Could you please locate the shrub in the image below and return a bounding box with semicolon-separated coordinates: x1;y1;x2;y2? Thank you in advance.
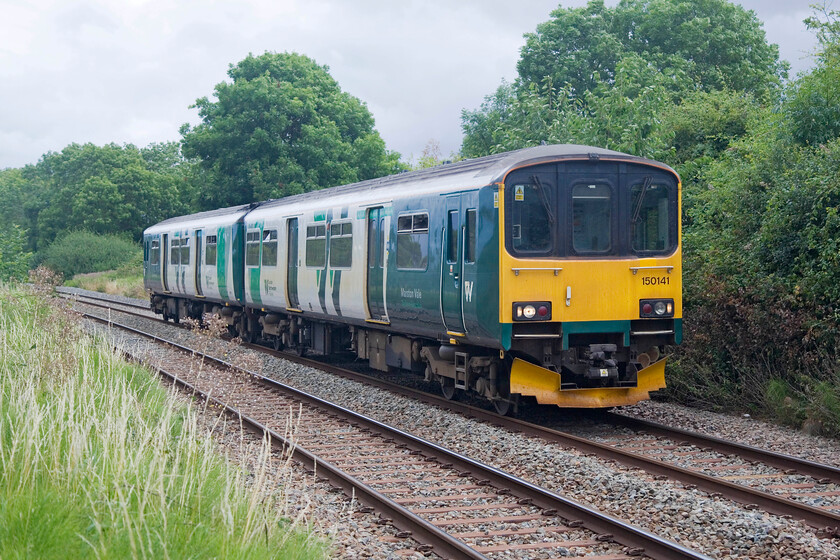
38;231;140;278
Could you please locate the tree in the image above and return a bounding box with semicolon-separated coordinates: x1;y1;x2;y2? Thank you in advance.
785;6;840;146
28;143;190;250
180;52;404;209
0;225;31;281
462;0;786;158
462;55;672;160
518;0;786;99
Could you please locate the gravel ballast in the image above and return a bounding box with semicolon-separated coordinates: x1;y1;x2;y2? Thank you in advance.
70;291;840;559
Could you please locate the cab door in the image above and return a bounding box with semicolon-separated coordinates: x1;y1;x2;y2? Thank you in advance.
441;194;477;334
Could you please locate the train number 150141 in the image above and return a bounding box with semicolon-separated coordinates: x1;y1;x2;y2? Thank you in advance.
641;276;670;286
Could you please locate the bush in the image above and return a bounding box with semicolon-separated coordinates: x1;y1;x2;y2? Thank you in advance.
38;231;140;278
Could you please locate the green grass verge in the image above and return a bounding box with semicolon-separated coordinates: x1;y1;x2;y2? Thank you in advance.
0;285;330;559
64;251;146;300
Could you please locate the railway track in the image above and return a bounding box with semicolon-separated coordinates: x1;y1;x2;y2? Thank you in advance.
62;288;840;539
78;304;708;560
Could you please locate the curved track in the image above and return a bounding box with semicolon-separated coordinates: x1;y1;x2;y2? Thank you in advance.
78;303;708;560
62;288;840;538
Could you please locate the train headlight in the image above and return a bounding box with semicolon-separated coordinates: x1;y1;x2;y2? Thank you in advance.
639;299;674;318
513;302;552;321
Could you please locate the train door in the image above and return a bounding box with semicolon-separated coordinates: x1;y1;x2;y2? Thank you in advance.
287;218;300;310
194;229;204;297
441;196;465;334
367;207;386;320
161;233;170;292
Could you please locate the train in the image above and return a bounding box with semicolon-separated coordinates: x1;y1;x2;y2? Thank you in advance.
143;144;682;414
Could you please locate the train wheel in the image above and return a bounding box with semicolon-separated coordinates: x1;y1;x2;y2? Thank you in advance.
273;335;283;351
439;375;457;400
493;397;512;416
239;316;254;344
492;364;515;416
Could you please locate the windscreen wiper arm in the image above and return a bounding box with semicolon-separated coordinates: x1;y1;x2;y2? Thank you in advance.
631;175;653;224
531;175;555;225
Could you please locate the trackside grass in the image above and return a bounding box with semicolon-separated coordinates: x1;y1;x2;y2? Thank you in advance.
63;251;147;300
0;285;330;559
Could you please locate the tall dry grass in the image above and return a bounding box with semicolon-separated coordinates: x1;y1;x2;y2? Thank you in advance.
0;285;329;559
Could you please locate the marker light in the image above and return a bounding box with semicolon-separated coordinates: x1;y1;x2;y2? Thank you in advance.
639;299;674;318
513;301;552;321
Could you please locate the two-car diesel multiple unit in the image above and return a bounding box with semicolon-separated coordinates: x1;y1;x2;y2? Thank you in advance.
143;144;682;413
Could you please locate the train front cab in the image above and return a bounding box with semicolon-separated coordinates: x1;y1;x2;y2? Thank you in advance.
499;157;682;408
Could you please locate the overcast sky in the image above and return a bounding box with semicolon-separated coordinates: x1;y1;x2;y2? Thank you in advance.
0;0;821;169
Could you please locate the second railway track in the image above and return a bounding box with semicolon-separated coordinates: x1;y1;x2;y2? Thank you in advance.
63;288;840;550
78;300;707;560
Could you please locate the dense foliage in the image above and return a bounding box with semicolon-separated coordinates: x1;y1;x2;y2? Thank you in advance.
673;8;840;433
181;52;404;209
462;2;840;433
0;52;404;277
517;0;785;99
0;142;196;254
461;0;785;159
37;231;140;278
0;225;32;281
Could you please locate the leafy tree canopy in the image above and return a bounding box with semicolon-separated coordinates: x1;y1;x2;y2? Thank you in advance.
181;52;404;209
0;225;32;281
785;6;840;146
518;0;786;99
462;0;786;159
26;142;191;251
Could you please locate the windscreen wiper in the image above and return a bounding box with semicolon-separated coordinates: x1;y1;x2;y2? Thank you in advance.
631;175;653;224
531;175;555;225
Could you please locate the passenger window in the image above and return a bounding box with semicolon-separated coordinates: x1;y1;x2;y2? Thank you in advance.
262;230;278;266
180;237;190;265
150;240;160;266
447;210;459;263
329;222;352;268
246;231;260;267
511;182;553;252
368;219;378;268
305;224;326;267
396;213;429;270
170;238;181;265
379;218;385;268
631;182;671;253
465;210;477;263
205;235;217;266
572;183;611;253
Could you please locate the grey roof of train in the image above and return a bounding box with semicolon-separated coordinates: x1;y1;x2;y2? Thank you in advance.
151;144;673;227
